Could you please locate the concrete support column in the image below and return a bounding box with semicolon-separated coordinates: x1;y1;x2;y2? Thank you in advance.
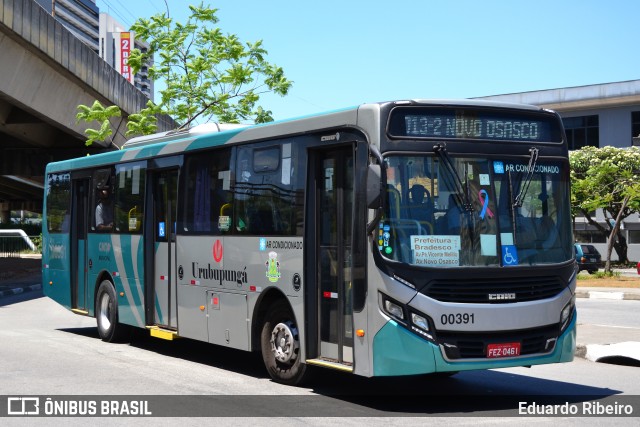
0;202;10;224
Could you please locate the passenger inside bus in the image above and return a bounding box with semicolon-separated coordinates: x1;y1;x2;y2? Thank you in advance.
407;184;434;225
95;187;114;231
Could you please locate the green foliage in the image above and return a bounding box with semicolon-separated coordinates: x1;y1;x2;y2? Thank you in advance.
76;2;291;145
30;234;43;253
75;101;122;146
129;1;292;128
570;146;640;267
570;146;640;217
577;270;621;280
125;100;160;137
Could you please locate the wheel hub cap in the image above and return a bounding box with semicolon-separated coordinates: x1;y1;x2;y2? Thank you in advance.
270;321;299;364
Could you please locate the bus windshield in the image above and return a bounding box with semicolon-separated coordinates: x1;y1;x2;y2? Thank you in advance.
379;154;573;268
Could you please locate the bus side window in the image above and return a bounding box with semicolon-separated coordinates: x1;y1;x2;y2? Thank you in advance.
242;146;281;234
95;187;114;231
114;162;145;233
46;173;71;233
183;149;232;234
234;143;300;236
92;168;114;232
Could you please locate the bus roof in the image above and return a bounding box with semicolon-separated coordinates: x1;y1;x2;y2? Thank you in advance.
45;100;555;174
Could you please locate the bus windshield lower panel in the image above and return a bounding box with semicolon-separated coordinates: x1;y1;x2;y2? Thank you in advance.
379;155;573;268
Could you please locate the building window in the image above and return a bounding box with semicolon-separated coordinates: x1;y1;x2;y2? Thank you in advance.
563;115;599;150
632;111;640;139
574;230;607;244
628;230;640;244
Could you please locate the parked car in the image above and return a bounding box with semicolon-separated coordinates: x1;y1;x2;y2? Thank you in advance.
575;244;602;274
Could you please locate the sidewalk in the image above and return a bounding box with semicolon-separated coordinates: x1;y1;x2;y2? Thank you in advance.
575;286;640;301
0;254;42;298
574;270;640;364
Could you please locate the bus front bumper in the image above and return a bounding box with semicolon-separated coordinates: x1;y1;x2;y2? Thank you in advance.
371;312;576;376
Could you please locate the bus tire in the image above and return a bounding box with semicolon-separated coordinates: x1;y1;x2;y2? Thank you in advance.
260;300;308;385
96;279;129;343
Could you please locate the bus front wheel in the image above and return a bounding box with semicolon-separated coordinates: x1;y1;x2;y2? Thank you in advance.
96;280;129;342
260;300;308;385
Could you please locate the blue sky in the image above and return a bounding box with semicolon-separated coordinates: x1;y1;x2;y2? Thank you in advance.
96;0;640;121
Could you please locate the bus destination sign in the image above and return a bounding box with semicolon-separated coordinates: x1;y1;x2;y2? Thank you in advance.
388;108;563;143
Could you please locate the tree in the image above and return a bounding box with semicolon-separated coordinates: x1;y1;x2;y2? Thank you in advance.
75;101;121;147
76;2;292;145
569;146;640;272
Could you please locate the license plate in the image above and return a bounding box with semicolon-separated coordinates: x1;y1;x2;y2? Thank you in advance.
487;342;521;358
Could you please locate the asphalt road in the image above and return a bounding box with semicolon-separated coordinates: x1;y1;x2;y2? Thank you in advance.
1;293;640;424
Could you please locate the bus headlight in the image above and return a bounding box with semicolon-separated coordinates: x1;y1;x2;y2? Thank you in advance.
380;293;406;322
560;296;575;331
379;293;436;342
384;299;404;320
410;310;434;341
411;312;429;332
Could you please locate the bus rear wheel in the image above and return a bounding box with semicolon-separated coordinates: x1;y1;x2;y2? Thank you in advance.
260;300;308;385
96;280;129;342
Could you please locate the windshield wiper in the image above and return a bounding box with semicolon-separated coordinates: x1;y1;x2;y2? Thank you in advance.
433;143;473;212
513;147;539;208
508;147;539;247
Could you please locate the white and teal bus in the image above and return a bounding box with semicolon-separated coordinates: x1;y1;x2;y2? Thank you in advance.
43;100;576;385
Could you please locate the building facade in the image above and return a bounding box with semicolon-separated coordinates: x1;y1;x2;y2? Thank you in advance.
34;1;153;100
99;13;153;100
36;0;100;54
478;80;640;261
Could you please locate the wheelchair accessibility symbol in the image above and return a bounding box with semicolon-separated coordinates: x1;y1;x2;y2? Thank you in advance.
502;245;519;266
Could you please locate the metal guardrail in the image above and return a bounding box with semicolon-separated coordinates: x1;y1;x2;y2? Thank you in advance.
0;230;36;257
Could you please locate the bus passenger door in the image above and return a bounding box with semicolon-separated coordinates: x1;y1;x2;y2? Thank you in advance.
150;168;179;329
70;178;89;312
313;146;355;366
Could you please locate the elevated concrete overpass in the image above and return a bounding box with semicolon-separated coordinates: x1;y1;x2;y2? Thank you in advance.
0;0;174;221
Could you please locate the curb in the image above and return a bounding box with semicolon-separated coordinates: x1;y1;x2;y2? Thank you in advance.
0;283;41;298
575;290;640;300
575;343;587;359
575;342;640;364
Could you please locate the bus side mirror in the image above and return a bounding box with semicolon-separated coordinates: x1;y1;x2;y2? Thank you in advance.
367;164;381;209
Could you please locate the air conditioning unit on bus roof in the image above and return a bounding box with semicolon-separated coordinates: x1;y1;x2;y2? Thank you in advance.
123;122;249;149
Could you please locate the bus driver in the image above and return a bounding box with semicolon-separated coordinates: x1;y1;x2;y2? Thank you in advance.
95;187;114;231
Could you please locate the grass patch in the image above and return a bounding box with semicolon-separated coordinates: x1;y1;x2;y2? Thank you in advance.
578;271;620;280
577;271;640;288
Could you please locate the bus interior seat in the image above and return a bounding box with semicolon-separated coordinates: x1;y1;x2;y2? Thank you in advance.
246;198;281;235
407;184;434;229
437;195;461;235
515;215;537;248
536;215;560;250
